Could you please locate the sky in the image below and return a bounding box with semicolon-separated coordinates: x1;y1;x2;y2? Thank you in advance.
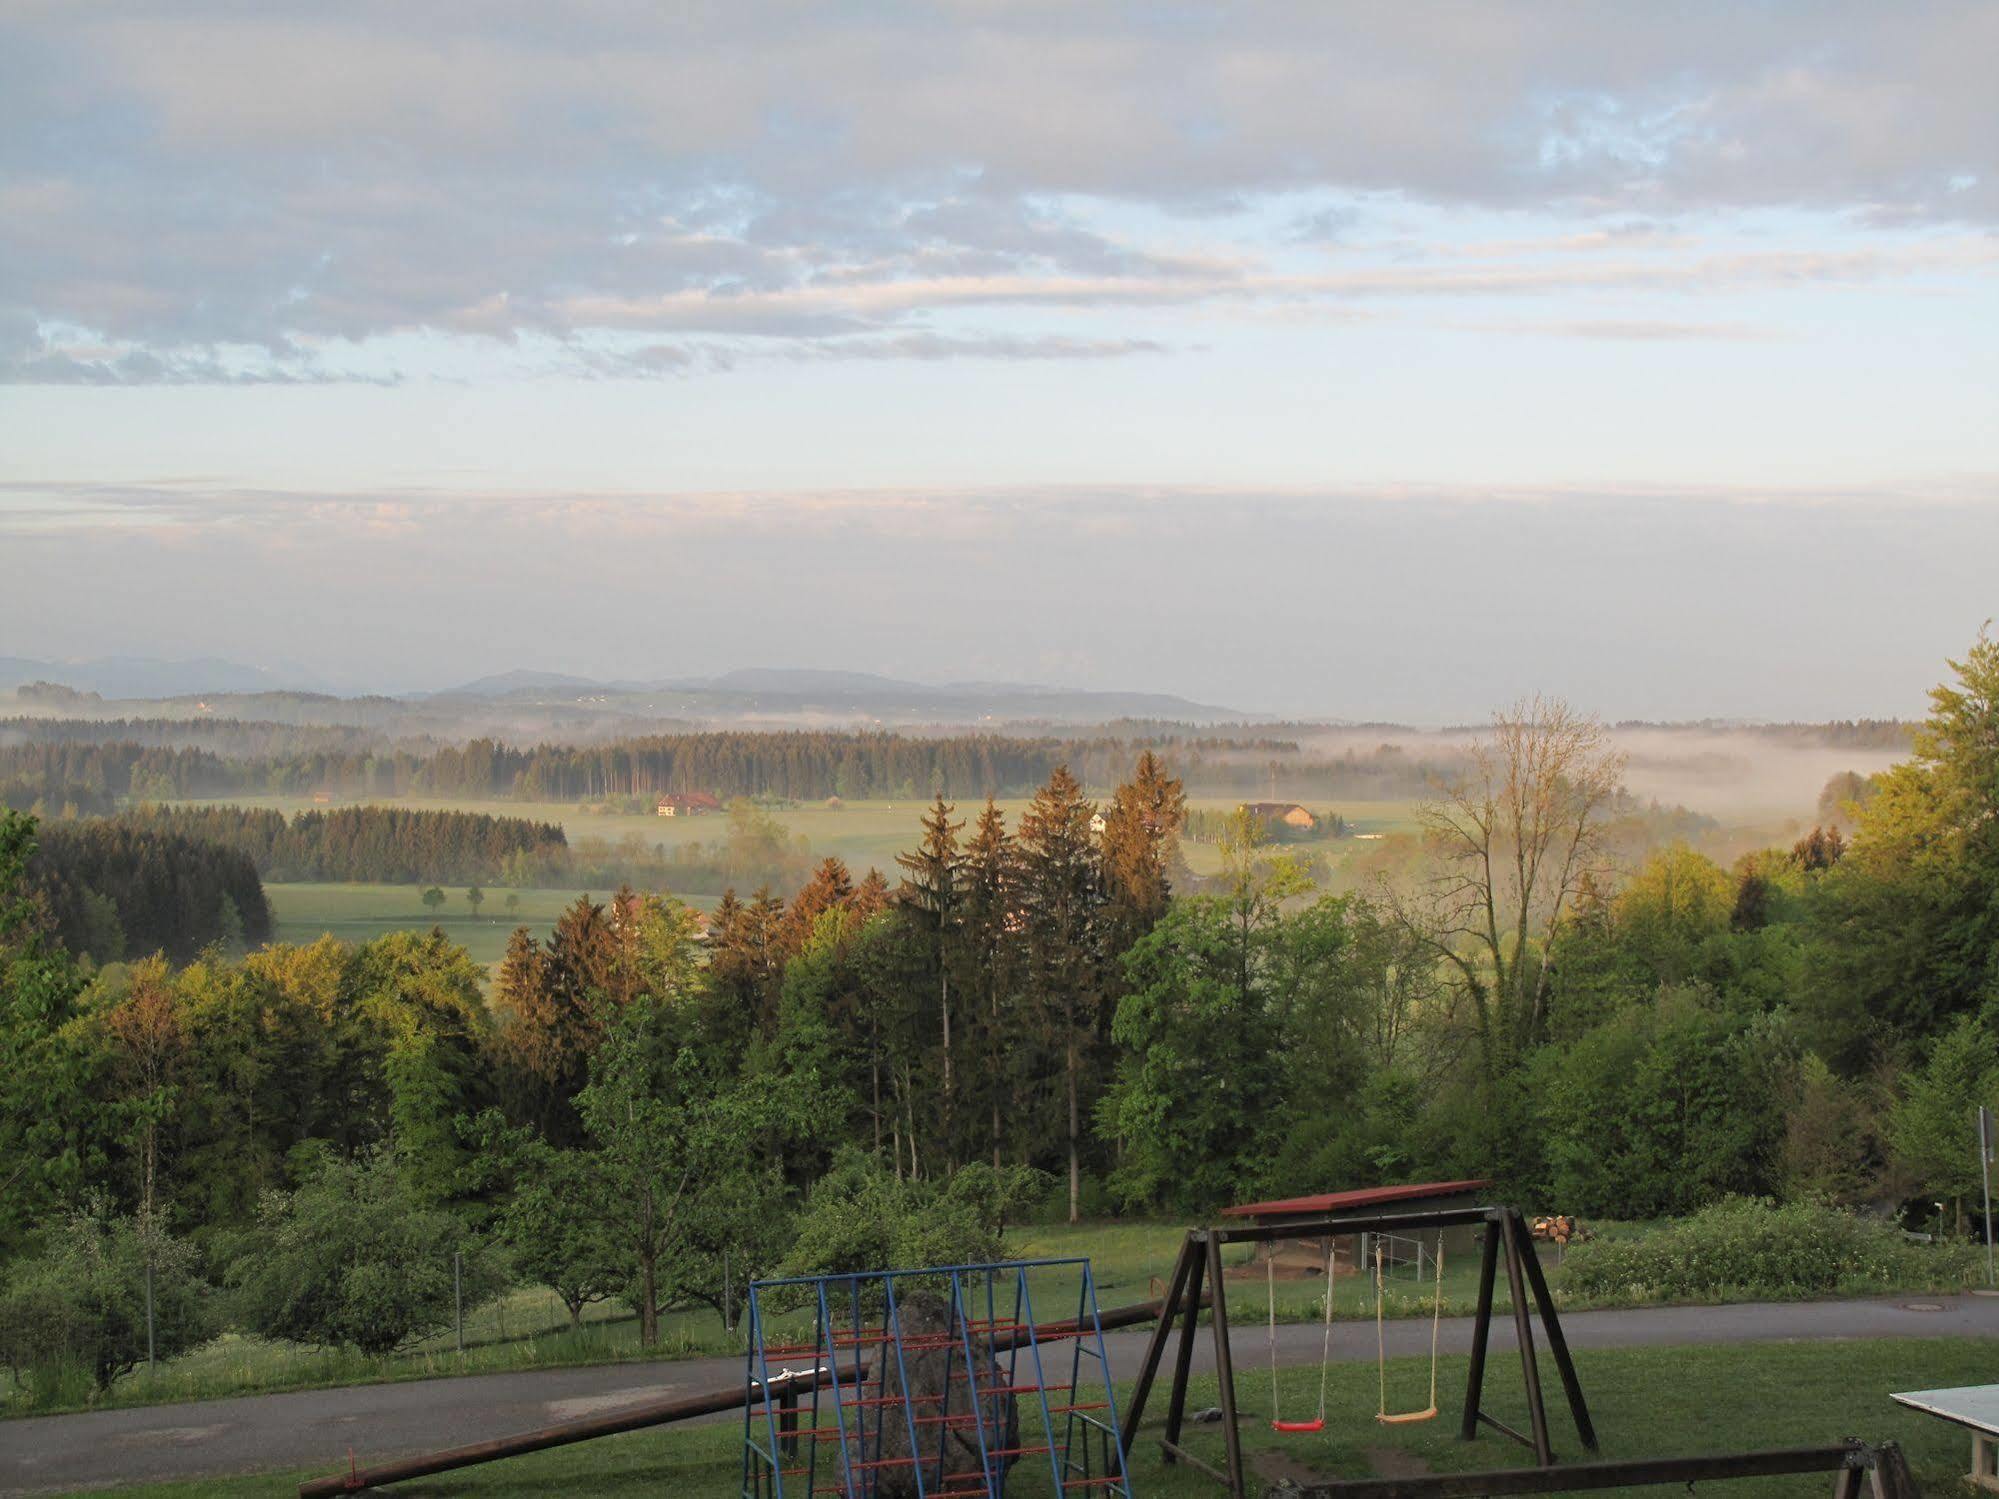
2;3;1995;718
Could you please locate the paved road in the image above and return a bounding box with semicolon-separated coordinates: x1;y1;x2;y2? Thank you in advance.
6;1294;1998;1495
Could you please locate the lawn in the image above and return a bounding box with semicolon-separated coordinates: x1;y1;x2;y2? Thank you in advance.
87;1335;1999;1497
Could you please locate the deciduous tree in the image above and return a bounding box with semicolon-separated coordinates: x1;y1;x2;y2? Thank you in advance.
1412;697;1625;1066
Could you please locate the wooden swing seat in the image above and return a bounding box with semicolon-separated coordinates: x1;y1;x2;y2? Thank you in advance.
1271;1417;1326;1434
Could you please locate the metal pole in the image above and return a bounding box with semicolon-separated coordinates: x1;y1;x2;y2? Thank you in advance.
145;1255;156;1374
1980;1105;1995;1288
454;1252;464;1355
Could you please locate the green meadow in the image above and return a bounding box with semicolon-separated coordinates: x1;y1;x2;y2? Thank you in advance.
263;883;673;967
90;1335;1999;1498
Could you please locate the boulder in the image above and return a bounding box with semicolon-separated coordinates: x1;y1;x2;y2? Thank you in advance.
857;1289;1020;1498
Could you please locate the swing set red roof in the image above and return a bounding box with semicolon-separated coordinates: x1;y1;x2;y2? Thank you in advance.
1221;1178;1491;1219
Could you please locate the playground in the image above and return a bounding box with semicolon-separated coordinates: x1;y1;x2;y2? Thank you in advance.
360;1201;1973;1497
20;1198;1995;1499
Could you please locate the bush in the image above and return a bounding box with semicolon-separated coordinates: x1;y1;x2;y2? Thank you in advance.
0;1199;215;1396
1560;1197;1983;1302
226;1150;508;1355
780;1151;1049;1279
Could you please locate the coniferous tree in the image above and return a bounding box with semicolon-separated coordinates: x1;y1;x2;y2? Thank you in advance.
779;857;855;958
494;895;614;1144
960;798;1023;1168
1099;751;1186;953
896;796;964;1143
850;867;890;922
1017;766;1105;1222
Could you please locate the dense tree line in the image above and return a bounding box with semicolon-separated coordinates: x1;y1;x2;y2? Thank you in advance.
0;728;1470;805
0;716;392;757
1608;718;1914;749
29;822;270;963
0;636;1989;1399
2;717;1912;815
0;742;245;804
110;805;567;885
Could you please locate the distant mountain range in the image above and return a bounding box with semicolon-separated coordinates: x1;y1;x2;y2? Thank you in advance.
0;656;296;699
2;658;1253;726
428;667;1251;724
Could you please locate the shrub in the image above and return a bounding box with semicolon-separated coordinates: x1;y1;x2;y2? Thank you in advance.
780;1151;1049;1279
226;1150;508;1355
1560;1197;1983;1302
0;1199;215;1395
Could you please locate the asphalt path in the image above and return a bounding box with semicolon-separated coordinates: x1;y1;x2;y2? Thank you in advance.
6;1294;1998;1495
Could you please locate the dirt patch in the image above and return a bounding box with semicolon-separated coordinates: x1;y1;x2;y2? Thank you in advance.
1254;1448;1337;1486
1365;1445;1436;1479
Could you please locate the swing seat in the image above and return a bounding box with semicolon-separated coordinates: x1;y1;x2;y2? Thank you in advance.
1271;1418;1325;1434
1375;1405;1438;1426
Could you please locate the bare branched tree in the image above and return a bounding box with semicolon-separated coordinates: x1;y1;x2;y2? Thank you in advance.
1412;696;1626;1065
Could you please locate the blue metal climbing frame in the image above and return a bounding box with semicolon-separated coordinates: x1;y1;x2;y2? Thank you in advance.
740;1257;1133;1499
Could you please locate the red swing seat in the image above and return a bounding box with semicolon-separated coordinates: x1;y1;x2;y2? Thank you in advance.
1271;1417;1325;1434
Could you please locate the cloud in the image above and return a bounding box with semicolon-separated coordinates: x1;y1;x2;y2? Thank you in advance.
1471;319;1781;341
6;473;1994;541
786;333;1170;362
3;4;1996;382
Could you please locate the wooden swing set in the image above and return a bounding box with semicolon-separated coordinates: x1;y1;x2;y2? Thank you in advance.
1122;1203;1922;1499
1264;1236;1446;1434
1123;1204;1595;1498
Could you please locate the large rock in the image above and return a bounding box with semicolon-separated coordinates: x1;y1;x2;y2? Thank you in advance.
858;1290;1020;1498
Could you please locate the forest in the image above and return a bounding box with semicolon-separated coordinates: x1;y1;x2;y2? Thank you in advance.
0;633;1992;1404
28;822;270;963
0;725;1580;809
108;804;568;885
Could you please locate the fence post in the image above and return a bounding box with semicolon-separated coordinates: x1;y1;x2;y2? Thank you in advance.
1980;1106;1995;1288
454;1251;464;1355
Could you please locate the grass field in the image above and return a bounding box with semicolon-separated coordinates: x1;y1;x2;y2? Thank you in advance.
88;1335;1999;1497
262;882;700;967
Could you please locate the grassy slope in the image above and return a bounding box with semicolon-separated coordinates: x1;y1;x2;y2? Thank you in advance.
93;1335;1999;1497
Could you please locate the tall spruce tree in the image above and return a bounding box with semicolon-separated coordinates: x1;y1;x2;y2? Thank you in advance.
1099;751;1186;953
493;895;615;1144
780;857;855;958
707;885;789;1044
896;796;964;1142
961;798;1023;1168
1017;766;1105;1222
